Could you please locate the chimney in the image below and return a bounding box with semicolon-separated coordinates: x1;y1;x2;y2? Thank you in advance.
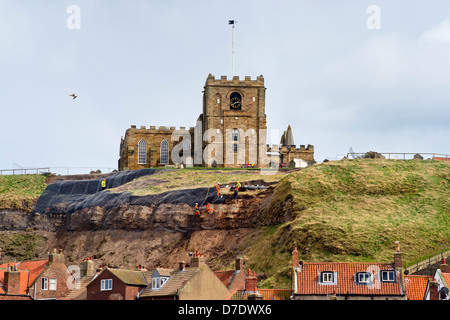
245;268;262;300
190;251;205;268
80;257;95;277
179;261;186;272
235;258;244;271
96;265;103;275
4;265;21;295
429;279;440;300
245;268;258;293
394;241;403;269
136;264;148;272
292;247;299;268
439;258;450;273
49;248;65;264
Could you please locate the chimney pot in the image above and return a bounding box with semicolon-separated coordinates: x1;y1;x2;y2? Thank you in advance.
245;268;258;293
439;258;450;273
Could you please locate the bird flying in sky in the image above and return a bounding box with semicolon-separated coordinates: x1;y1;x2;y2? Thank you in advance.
69;94;77;99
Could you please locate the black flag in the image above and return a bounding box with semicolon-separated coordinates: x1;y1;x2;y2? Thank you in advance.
228;20;235;25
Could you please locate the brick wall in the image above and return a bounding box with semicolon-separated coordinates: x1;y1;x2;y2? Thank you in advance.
86;269;142;300
32;251;72;300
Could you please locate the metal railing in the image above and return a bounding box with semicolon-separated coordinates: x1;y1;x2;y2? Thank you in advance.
0;167;51;175
0;167;117;176
346;152;450;160
406;250;450;275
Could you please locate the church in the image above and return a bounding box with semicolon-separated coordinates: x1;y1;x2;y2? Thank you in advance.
118;74;314;170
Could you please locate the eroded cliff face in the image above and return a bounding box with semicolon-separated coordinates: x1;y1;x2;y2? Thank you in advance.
1;187;279;270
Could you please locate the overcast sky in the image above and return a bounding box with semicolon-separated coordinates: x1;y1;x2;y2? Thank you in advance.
1;0;449;174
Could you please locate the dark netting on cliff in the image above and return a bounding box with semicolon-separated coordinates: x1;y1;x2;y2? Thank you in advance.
33;169;226;215
129;186;226;208
33;169;157;215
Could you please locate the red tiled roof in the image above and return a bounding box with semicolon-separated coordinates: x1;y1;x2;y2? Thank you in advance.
0;260;49;295
404;275;431;300
214;270;236;288
259;289;291;300
295;262;403;297
442;272;450;287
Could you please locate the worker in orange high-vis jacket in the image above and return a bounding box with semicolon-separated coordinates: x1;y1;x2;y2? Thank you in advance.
195;203;200;216
206;203;214;214
216;182;221;197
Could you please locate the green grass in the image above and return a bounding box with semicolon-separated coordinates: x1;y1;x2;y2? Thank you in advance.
246;159;450;288
0;174;48;212
110;168;286;196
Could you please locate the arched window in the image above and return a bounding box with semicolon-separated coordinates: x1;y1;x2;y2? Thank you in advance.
138;139;147;164
232;129;239;153
160;139;169;165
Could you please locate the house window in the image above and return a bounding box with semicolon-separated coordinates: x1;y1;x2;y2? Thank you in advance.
160;139;169;165
152;276;169;290
320;272;334;284
152;277;165;290
101;279;112;291
138;139;147;164
49;278;57;290
356;272;372;284
152;277;160;290
381;270;396;282
41;277;48;290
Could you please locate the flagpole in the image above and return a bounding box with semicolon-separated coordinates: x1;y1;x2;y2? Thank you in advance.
229;20;237;77
232;22;235;77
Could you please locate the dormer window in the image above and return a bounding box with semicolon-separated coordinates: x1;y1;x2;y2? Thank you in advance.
152;276;169;290
381;270;396;282
319;271;336;284
355;272;372;284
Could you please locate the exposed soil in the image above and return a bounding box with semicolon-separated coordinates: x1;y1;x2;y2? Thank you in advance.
0;179;283;272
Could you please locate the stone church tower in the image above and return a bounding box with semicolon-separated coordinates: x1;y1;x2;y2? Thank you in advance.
118;74;314;170
198;73;267;167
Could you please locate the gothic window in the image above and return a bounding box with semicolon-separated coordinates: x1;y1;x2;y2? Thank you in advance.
160;139;169;165
232;129;239;153
138;139;147;164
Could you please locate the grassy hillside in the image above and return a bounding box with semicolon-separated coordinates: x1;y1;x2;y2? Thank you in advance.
112;167;286;195
245;159;450;288
0;174;48;212
1;161;449;290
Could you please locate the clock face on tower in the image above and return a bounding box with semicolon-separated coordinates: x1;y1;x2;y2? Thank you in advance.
230;92;242;110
